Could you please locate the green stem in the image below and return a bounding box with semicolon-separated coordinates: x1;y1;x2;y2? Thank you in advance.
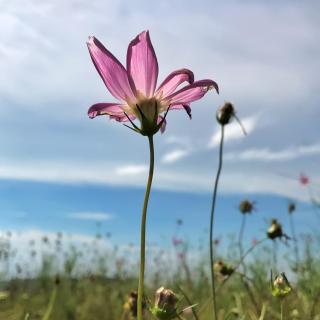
199;238;267;316
209;125;225;320
42;286;57;320
238;214;247;273
289;213;299;271
217;238;267;293
280;300;284;320
273;241;278;271
137;135;155;320
177;285;199;320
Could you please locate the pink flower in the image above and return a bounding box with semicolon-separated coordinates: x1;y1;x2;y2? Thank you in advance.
172;236;183;247
213;237;221;246
251;237;258;246
299;173;310;186
177;252;185;260
87;31;218;135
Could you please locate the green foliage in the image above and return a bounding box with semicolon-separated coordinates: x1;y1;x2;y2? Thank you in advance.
0;232;319;319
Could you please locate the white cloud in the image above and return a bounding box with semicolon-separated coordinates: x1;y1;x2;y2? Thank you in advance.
161;149;189;164
208;115;258;148
68;212;113;221
0;159;317;201
0;161;147;186
115;164;148;176
225;143;320;162
164;135;190;147
0;0;319;203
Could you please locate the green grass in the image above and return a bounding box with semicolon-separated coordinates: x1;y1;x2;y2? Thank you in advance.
0;232;320;320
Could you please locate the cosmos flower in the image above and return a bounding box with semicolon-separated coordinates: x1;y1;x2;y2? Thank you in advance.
87;31;218;135
172;236;183;247
299;173;310;186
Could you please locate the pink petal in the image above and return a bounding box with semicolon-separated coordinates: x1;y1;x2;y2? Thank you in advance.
169;104;192;119
166;79;219;105
157;115;167;133
87;37;135;103
156;69;194;98
110;113;136;122
127;31;158;98
88;103;125;119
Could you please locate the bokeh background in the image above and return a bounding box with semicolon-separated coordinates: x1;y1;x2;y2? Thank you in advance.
1;0;320;270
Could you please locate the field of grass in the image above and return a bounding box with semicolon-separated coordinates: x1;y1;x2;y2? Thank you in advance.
0;216;319;320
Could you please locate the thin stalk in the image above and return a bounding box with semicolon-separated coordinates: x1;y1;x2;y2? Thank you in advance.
238;214;247;272
241;277;260;315
137;135;155;320
280;300;284;320
217;238;267;292
209;125;225;320
289;213;299;271
237;214;260;313
177;285;199;320
200;238;267;315
273;241;278;272
42;286;57;320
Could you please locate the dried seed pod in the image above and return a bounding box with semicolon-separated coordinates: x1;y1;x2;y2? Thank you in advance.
271;272;292;298
123;291;146;318
239;199;255;214
151;287;178;320
214;260;234;278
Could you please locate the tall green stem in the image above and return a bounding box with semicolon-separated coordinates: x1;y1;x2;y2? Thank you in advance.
280;300;284;320
238;214;247;272
137;135;155;320
209;125;225;320
289;213;299;271
237;214;260;314
42;286;57;320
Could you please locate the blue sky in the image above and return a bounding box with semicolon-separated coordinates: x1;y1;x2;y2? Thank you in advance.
0;0;319;251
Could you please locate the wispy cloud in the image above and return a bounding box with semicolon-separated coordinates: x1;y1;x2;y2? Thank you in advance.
225;142;320;162
68;212;113;221
208;115;258;148
164;135;190;147
115;165;147;176
161;149;190;164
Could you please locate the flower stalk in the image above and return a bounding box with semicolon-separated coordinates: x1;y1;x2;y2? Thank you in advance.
137;135;155;320
42;285;58;320
209;102;246;320
288;203;300;271
209;124;225;320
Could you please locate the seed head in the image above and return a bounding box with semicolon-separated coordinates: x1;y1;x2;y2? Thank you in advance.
239;199;255;214
123;291;146;318
267;219;289;241
288;202;296;214
216;102;235;125
151;287;178;320
213;260;234;278
271;272;292;298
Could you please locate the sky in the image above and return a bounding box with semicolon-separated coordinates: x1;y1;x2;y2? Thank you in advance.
0;0;319;254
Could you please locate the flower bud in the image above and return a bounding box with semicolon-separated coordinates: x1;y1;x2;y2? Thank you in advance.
151;287;178;320
216;102;235;125
288;202;296;214
239;199;255;214
123;291;146;318
214;260;234;278
271;272;292;298
267;219;285;240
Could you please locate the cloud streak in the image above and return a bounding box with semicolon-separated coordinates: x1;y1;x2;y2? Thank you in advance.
208;115;258;148
225;142;320;162
161;149;190;164
68;212;113;221
115;165;148;176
